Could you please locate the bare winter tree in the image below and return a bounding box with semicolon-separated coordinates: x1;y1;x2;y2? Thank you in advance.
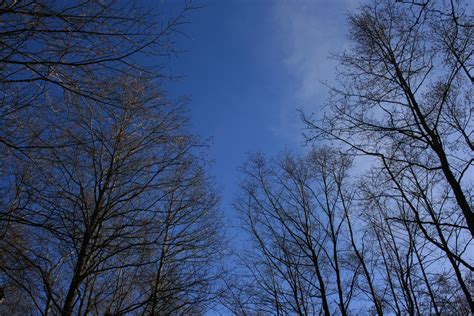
303;0;473;232
0;1;226;314
0;0;192;153
358;165;473;314
0;76;224;315
301;0;473;312
229;149;365;315
217;0;474;314
229;147;472;314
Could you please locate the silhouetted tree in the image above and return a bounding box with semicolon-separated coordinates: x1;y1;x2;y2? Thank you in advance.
0;75;224;315
0;0;191;153
0;2;226;314
302;0;473;312
231;149;361;314
231;147;472;314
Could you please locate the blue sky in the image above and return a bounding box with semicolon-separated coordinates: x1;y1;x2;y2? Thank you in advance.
165;0;361;241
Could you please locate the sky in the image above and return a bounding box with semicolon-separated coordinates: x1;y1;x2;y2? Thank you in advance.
154;2;472;313
164;0;361;240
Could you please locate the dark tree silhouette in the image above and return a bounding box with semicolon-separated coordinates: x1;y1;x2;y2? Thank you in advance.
0;76;224;315
227;1;472;313
0;2;225;314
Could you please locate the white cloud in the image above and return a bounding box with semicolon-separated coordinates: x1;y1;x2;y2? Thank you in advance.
269;0;361;142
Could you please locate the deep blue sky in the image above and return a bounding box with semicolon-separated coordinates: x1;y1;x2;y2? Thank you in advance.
164;0;360;239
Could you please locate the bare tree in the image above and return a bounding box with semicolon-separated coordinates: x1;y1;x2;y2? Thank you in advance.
231;149;365;315
0;2;227;314
221;0;474;314
0;76;224;315
0;0;192;153
303;0;473;235
302;0;473;311
230;146;473;314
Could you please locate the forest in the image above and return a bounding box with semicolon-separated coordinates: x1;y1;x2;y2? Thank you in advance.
0;0;472;315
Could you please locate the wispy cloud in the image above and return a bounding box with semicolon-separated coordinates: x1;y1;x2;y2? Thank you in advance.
269;0;361;142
